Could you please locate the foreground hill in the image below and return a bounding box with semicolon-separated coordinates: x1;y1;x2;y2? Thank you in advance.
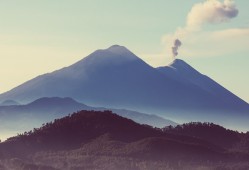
0;110;248;170
0;97;175;140
0;45;248;130
163;122;243;150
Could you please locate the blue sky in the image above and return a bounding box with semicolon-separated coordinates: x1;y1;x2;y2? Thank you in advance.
0;0;248;102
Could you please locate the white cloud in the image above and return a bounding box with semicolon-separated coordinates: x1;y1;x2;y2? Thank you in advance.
161;0;247;59
187;0;238;31
163;28;249;58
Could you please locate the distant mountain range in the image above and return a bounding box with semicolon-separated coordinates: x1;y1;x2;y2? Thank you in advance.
0;110;248;170
0;97;176;140
0;100;20;106
0;45;248;131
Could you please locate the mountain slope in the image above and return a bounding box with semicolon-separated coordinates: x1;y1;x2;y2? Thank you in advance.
110;108;177;128
0;97;175;140
157;59;248;108
0;45;248;130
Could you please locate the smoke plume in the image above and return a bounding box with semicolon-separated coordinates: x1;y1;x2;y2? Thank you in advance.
163;0;239;59
171;39;182;59
187;0;239;30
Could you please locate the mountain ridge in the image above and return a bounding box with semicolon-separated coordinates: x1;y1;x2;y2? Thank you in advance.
0;97;176;141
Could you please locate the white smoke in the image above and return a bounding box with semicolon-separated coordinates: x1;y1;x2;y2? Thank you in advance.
164;0;239;59
171;39;182;60
187;0;239;31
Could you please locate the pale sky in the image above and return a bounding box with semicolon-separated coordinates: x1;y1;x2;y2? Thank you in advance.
0;0;249;103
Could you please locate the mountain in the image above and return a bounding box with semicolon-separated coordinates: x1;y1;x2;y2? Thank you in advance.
0;97;176;140
0;45;248;130
0;110;248;170
0;100;20;106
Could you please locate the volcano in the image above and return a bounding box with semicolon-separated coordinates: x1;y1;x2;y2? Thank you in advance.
0;45;248;130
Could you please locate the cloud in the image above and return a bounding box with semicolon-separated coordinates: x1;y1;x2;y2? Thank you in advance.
187;0;239;31
162;0;242;59
180;28;249;57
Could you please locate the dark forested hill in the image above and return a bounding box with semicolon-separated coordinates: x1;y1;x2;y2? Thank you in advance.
0;110;248;170
163;122;242;150
0;110;215;157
